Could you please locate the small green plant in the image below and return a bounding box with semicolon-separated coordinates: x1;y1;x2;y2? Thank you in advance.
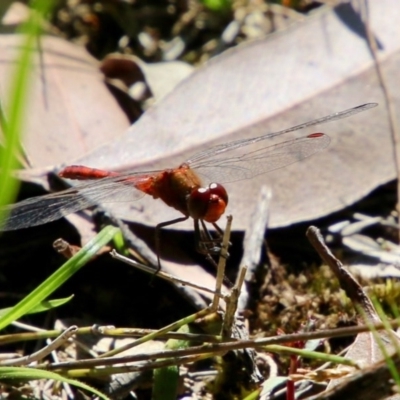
0;0;55;230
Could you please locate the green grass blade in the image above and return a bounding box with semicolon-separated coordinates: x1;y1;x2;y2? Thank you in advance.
0;295;74;317
0;0;54;211
0;366;110;400
0;226;120;331
152;325;192;400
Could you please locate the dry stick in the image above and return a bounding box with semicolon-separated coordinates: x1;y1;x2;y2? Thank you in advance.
47;320;400;371
46;331;359;373
97;300;216;360
42;318;400;375
53;238;80;258
306;226;378;320
110;250;227;298
93;325;222;343
44;330;75;399
361;1;400;236
61;348;351;380
212;214;232;309
223;188;270;384
0;325;220;346
238;186;272;313
220;264;264;384
10;320;99;359
7;318;400;348
222;266;247;339
110;216;232;299
65;353;220;379
0;325;77;366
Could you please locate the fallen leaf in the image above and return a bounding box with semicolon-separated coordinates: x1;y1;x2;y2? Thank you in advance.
0;34;131;168
66;0;399;231
1;1;29;27
2;1;399;236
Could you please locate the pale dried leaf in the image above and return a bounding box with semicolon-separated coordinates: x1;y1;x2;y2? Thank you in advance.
0;34;131;168
134;57;194;103
71;0;399;230
290;367;355;383
1;1;29;26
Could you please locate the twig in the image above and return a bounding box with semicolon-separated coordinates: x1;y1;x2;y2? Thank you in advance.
0;326;77;366
93;325;223;342
112;216;208;309
238;186;271;312
44;319;400;371
212;214;233;309
306;226;378;320
222;265;247;338
110;250;227;298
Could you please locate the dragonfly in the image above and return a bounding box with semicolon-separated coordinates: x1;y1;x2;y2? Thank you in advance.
0;103;377;268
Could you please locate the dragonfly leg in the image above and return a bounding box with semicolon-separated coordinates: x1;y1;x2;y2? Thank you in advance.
155;216;189;274
195;219;230;260
211;222;232;256
195;219;232;287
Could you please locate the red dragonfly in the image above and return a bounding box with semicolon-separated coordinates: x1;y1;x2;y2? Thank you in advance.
0;103;377;255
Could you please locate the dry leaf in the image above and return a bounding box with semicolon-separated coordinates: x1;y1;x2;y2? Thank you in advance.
68;0;399;231
2;1;399;242
0;34;131;168
290;367;355;383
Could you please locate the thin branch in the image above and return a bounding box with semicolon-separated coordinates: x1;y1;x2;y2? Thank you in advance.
0;326;77;366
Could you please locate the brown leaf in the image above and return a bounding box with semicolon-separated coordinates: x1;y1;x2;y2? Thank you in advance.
0;34;131;168
2;1;399;236
70;0;399;230
307;353;400;400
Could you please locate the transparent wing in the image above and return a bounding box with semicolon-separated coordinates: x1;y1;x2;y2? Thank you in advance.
1;103;377;230
187;103;377;183
193;133;330;183
0;170;158;231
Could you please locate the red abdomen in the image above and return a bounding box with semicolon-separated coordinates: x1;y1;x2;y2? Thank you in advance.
59;165;118;180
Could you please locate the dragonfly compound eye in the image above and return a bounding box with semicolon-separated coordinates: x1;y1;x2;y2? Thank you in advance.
187;183;228;222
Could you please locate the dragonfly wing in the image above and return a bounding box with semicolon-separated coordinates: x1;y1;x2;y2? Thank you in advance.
193;133;330;184
187;103;376;166
0;175;147;231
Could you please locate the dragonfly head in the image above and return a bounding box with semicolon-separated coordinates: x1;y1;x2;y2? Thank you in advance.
187;183;228;223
